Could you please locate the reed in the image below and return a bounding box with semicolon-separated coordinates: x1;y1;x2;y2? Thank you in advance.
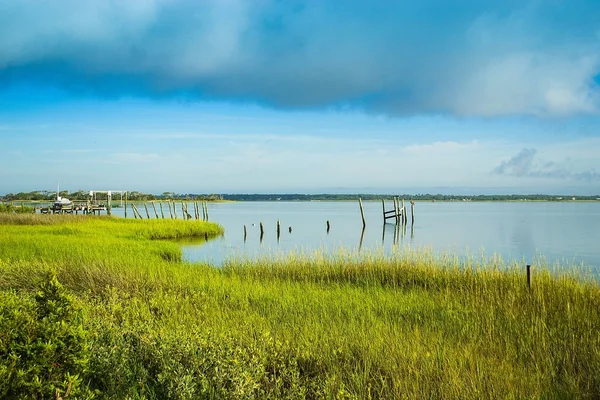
0;214;598;398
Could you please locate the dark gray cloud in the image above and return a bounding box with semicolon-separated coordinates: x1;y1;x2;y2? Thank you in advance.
492;148;599;181
492;148;536;176
1;0;599;116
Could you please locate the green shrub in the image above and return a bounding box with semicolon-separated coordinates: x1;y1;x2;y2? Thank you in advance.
0;204;35;214
0;271;92;399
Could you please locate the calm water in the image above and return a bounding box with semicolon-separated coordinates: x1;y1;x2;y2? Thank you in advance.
32;200;600;269
145;201;599;270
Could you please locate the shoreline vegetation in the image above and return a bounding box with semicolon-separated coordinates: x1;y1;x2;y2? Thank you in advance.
1;214;599;398
2;190;600;203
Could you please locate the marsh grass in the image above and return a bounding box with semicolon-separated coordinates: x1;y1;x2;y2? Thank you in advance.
0;214;599;398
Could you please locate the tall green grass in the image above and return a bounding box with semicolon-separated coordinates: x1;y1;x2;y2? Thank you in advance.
0;214;599;398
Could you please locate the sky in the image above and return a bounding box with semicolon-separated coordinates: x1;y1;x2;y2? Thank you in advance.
1;0;599;195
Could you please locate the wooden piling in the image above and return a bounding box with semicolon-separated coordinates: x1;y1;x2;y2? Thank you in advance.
159;202;165;219
526;264;531;291
143;203;151;219
151;202;159;219
411;201;415;225
204;202;209;221
132;203;143;219
124;192;128;219
173;201;178;219
326;220;330;233
277;219;281;240
358;197;366;228
259;222;264;243
393;197;399;224
244;225;247;241
402;199;407;225
131;203;137;219
107;192;112;216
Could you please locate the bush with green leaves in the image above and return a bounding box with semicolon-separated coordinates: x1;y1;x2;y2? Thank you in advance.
0;271;92;399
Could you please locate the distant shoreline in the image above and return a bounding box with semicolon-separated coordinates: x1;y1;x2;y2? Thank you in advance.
2;192;600;203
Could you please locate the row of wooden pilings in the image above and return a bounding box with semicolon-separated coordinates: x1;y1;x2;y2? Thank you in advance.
243;218;332;243
127;201;209;221
244;197;414;243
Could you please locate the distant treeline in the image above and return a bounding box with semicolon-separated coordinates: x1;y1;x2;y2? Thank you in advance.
0;191;224;202
220;194;600;201
2;191;599;202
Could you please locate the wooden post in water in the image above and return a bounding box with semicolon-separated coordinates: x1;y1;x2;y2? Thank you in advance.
410;201;415;225
381;199;386;224
194;201;199;220
159;202;165;219
131;203;137;219
526;264;531;291
259;222;264;242
124;192;128;218
401;199;407;225
173;201;178;219
167;202;173;219
143;203;151;219
151;202;159;219
107;191;112;216
358;197;366;228
327;220;330;233
132;203;142;219
393;197;399;224
244;225;247;241
204;202;209;221
277;219;281;241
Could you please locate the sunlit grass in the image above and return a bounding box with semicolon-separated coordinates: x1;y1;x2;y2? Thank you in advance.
0;213;598;398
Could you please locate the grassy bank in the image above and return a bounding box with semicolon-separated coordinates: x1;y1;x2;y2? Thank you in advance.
0;214;599;398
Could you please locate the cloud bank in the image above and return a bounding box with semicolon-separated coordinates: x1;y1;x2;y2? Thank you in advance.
1;0;599;116
492;148;600;182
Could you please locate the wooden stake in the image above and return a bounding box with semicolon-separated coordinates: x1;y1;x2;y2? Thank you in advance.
326;220;330;233
527;264;531;291
277;219;281;240
259;222;264;243
358;197;366;228
244;224;247;241
411;201;415;225
124;192;128;219
143;203;151;219
159;202;165;219
151;202;159;219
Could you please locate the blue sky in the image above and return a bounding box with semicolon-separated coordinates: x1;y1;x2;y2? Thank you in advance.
1;0;599;195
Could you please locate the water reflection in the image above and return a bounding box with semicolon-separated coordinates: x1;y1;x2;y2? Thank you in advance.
104;201;599;269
